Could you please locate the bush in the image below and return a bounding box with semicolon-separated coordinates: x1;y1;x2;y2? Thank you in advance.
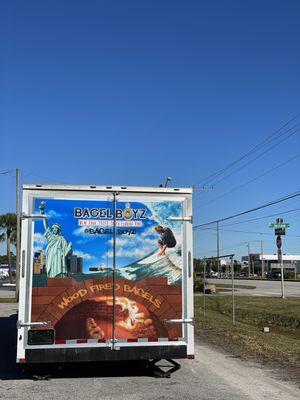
286;272;296;280
194;274;203;292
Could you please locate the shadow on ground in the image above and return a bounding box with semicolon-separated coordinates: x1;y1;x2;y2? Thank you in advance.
0;311;24;380
0;310;175;380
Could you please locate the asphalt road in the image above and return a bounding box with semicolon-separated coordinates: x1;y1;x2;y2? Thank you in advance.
0;279;16;299
0;303;299;400
206;278;300;297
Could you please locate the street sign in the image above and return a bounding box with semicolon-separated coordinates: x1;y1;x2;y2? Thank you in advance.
275;227;285;236
269;223;290;228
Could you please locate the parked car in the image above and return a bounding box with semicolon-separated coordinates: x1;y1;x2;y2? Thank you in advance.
0;270;9;279
209;271;220;278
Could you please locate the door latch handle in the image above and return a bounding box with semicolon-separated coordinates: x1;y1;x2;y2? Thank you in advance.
17;321;51;329
164;318;194;325
168;216;192;223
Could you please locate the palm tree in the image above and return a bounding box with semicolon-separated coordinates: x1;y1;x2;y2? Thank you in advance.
0;213;17;284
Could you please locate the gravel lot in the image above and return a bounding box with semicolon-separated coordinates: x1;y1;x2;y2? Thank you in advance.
0;302;299;400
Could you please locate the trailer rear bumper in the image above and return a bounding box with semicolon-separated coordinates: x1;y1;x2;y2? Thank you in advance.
23;345;187;363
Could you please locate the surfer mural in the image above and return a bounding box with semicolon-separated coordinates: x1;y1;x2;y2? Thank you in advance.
31;197;183;340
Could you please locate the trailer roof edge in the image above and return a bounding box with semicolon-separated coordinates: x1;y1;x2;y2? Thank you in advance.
22;184;193;194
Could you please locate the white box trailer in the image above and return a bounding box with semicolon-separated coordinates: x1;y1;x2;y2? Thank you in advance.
17;184;194;366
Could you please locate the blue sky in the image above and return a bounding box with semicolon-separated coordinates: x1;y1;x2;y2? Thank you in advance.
1;1;300;259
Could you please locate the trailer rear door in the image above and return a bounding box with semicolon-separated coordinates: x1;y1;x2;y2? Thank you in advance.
17;186;193;362
112;194;183;344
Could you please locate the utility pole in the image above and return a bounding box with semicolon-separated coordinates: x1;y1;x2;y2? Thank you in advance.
230;256;235;325
260;240;264;279
216;221;220;275
276;234;285;299
15;168;20;300
203;259;206;317
247;243;250;278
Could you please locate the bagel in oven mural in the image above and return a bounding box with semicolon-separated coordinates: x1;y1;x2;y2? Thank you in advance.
31;198;183;340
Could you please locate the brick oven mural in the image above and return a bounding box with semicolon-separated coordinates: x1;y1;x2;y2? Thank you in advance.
32;277;182;340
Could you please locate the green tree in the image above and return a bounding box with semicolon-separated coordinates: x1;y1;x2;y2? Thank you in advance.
194;258;205;274
0;213;17;283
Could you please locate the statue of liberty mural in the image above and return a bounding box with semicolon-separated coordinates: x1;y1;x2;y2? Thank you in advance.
39;201;72;278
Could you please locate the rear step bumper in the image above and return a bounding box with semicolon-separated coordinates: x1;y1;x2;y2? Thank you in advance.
24;345;187;363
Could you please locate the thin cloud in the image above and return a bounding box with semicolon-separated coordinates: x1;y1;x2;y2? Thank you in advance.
73;250;95;261
34;233;47;246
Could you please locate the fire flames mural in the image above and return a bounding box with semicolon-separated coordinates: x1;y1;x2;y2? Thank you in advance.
31;198;183;341
55;296;167;340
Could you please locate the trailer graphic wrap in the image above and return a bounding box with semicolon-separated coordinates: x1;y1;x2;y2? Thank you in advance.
31;198;183;341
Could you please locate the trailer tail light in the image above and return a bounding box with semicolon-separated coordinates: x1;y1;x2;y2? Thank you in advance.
17;358;26;363
77;339;87;344
55;339;66;345
187;354;195;359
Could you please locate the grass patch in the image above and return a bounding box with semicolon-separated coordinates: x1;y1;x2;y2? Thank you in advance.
0;298;16;303
195;296;300;380
215;284;256;290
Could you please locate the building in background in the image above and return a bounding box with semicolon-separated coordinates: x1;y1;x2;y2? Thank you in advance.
33;252;46;274
70;255;83;274
241;253;300;278
33;252;83;275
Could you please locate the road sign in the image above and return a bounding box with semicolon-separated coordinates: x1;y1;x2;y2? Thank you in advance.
269;222;290;228
275;227;285;236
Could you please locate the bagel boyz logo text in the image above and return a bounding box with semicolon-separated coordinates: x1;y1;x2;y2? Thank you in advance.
74;204;147;220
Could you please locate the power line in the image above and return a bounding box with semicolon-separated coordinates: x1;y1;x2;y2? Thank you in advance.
1;168;66;184
192;112;300;187
194;242;244;257
21;169;67;184
222;207;300;227
199;226;300;238
209;125;300;187
193;190;300;229
195;151;300;209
